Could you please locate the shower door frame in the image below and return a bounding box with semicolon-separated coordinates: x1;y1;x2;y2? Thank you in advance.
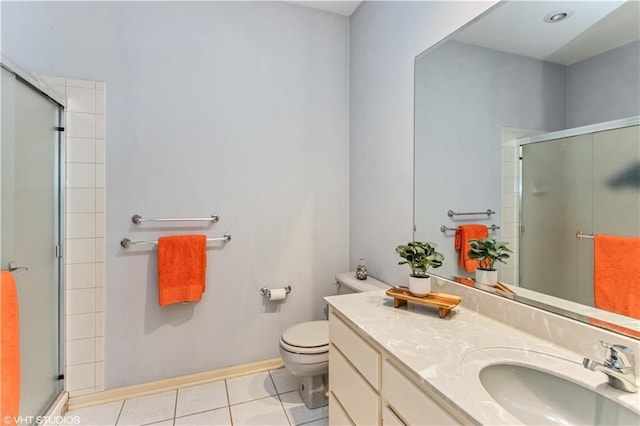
1;53;66;413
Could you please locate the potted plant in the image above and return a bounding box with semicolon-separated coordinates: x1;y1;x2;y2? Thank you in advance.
467;237;512;285
395;241;444;296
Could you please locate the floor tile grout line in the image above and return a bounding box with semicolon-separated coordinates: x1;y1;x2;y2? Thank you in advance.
224;379;234;426
113;399;125;426
172;388;178;426
269;371;292;426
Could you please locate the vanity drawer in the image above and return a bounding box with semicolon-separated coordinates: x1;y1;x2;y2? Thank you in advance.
382;360;459;425
330;344;380;425
330;311;381;390
329;391;354;426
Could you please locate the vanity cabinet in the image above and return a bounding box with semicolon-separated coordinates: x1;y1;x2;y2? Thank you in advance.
329;309;462;425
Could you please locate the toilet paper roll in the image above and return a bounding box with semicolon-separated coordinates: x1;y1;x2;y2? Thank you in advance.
268;288;287;301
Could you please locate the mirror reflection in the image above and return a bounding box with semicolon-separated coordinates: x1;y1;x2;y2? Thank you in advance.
414;1;640;336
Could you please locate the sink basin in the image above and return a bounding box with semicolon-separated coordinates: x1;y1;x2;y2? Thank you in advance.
480;363;640;425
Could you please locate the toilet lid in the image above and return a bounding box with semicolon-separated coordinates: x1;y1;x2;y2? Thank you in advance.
281;320;328;348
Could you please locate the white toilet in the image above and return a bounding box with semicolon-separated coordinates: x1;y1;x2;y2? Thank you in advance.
278;272;389;409
279;320;329;409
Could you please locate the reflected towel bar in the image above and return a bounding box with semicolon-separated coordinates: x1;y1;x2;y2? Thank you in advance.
441;224;500;232
121;234;231;248
576;231;595;239
131;214;219;224
448;209;495;217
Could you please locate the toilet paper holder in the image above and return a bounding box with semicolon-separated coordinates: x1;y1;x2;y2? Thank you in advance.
260;285;292;298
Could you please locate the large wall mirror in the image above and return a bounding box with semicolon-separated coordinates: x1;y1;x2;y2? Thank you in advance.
414;1;640;337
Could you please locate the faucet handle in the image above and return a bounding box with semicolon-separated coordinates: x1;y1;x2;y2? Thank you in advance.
599;341;635;369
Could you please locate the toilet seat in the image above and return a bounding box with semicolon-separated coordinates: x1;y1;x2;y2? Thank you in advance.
280;320;328;355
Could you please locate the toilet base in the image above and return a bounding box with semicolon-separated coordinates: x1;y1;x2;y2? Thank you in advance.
297;373;328;409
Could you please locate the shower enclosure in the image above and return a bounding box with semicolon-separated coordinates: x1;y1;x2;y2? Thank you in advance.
1;61;64;415
520;119;640;307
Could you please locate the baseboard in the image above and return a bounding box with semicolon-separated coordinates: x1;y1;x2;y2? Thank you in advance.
67;357;284;411
46;391;69;417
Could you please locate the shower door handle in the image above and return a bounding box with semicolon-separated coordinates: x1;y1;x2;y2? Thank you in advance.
8;261;28;273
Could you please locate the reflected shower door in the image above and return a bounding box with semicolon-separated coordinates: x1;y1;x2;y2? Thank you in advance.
1;67;63;415
520;135;593;305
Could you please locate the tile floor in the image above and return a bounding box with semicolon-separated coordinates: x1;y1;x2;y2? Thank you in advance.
67;369;328;426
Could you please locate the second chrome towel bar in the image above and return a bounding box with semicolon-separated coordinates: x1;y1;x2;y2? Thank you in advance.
448;209;495;217
441;224;500;232
121;234;231;248
132;214;220;224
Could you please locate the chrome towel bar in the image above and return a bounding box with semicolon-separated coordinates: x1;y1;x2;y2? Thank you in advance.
131;214;219;224
121;234;231;248
576;231;595;239
441;224;500;232
447;209;495;217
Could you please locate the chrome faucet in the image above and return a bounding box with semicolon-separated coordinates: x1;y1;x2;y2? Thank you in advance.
583;341;637;393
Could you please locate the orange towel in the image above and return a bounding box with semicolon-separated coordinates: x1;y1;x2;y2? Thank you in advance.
157;235;207;306
455;225;489;272
594;234;640;319
1;271;20;426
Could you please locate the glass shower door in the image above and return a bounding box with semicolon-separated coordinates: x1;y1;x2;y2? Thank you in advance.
1;67;63;416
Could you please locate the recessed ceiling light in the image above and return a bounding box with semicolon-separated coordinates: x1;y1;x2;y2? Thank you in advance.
544;10;573;23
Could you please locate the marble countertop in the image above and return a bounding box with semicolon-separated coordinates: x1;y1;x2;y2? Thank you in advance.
325;289;640;425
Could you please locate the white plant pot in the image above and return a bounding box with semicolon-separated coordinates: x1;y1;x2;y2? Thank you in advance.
408;275;431;297
475;269;498;285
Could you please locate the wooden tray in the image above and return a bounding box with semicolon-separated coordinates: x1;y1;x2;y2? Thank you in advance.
385;287;462;318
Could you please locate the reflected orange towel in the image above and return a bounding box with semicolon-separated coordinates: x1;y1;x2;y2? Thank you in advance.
455;225;489;272
594;235;640;320
1;271;20;426
157;235;207;306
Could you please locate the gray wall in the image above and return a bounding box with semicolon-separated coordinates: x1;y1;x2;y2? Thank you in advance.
349;1;497;286
2;1;349;388
414;41;566;278
567;40;640;128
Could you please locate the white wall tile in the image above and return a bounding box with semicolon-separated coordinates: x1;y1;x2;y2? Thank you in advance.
66;213;95;239
95;188;105;213
66;86;96;113
95;337;104;362
66;363;96;391
66;338;95;366
66;188;95;213
68;387;95;398
95;286;104;313
66;313;95;340
95;81;105;91
67;112;96;138
66;138;95;163
95;238;104;262
95;89;105;115
95;139;105;164
66;288;96;315
95;361;104;390
66;263;95;289
95;312;104;337
66;78;95;89
95;164;105;188
67;163;95;188
95;213;104;238
65;238;96;264
95;262;104;287
95;115;104;139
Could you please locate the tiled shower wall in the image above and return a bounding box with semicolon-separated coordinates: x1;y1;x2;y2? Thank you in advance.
501;128;520;285
41;76;106;396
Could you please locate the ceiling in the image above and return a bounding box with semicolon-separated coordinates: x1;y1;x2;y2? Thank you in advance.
287;1;362;16
455;1;639;66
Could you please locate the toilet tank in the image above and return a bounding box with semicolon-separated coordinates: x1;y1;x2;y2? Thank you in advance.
333;272;389;295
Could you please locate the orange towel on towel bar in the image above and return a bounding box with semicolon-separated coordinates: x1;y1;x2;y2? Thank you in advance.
1;271;20;426
455;225;489;272
157;235;207;306
594;234;640;319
